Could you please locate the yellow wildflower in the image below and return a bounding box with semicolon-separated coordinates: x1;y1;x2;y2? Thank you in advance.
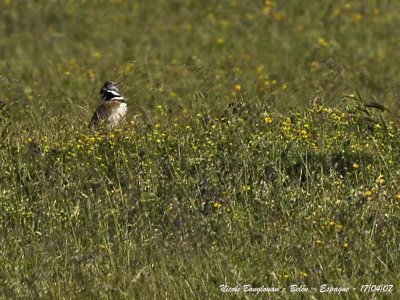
299;271;308;278
242;185;251;191
216;38;225;46
309;61;320;72
213;202;222;209
92;51;101;59
351;13;362;22
256;64;265;73
364;190;373;197
318;38;329;48
264;113;273;124
375;175;384;185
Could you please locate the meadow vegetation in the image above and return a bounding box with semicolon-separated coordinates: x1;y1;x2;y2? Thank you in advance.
0;0;400;299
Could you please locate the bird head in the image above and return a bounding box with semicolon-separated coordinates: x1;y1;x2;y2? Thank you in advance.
100;81;124;101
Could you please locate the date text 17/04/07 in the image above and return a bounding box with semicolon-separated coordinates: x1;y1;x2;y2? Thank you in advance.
360;285;393;293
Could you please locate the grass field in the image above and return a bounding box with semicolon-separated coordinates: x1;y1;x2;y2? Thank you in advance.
1;0;400;299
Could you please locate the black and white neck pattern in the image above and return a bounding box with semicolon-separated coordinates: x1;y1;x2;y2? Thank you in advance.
100;81;125;102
